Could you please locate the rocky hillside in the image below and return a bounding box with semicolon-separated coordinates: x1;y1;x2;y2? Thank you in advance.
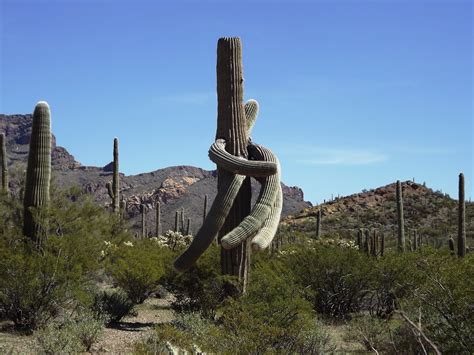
282;180;473;247
1;114;311;233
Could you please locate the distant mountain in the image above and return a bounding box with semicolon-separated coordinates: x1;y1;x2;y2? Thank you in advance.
283;180;473;247
1;114;312;234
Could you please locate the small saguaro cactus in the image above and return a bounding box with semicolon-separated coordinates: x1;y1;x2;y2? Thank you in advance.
23;101;52;246
186;218;191;236
140;204;147;238
203;194;208;224
174;38;281;292
106;138;120;213
315;208;322;239
380;233;385;257
174;210;179;232
0;133;8;195
448;236;455;254
155;200;161;237
396;180;406;253
458;173;466;257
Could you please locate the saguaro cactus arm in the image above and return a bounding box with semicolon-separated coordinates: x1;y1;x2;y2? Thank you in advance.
221;144;280;250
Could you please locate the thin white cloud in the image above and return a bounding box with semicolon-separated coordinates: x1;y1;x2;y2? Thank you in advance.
297;148;387;166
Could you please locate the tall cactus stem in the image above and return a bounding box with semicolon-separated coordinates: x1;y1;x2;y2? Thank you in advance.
141;204;146;238
396;180;406;253
174;210;179;233
458;173;466;257
155;200;161;237
0;133;8;195
23;101;52;246
380;233;385;257
203;194;208;224
316;208;322;239
186;218;191;236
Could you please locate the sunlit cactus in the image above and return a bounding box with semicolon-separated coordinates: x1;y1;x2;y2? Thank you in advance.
458;173;466;257
155;200;161;237
23;101;52;246
396;180;405;253
315;208;322;239
0;133;8;195
106;138;120;213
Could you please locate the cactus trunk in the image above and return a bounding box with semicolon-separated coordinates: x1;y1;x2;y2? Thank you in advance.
203;194;208;224
23;101;52;246
380;233;385;257
458;173;466;257
155;201;161;237
396;180;405;252
141;204;146;238
186;218;191;236
216;37;251;291
174;210;179;232
0;133;8;195
316;208;321;239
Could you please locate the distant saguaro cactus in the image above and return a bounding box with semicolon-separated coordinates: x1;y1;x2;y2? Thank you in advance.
180;208;185;234
23;101;52;246
396;180;405;252
315;208;322;239
413;230;418;251
186;218;191;236
0;133;8;195
106;138;120;213
458;173;466;257
203;194;208;224
380;233;385;257
140;204;147;238
372;230;378;257
448;236;455;254
174;210;179;232
356;229;362;250
155;200;161;237
364;229;370;255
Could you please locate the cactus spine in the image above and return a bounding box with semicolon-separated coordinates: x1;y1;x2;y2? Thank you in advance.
316;208;322;239
0;133;8;195
396;180;405;252
458;173;466;257
155;200;161;237
23;101;52;246
106;138;120;213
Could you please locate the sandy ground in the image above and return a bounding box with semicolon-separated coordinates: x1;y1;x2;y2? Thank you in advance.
0;295;175;355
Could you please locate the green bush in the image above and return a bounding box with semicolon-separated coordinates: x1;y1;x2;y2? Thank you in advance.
91;289;136;324
106;239;172;304
283;244;374;319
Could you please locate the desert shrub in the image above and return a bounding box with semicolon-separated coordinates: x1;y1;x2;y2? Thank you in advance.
0;187;125;332
91;289;136;324
71;308;105;351
106;239;172;304
283;244;374;319
163;244;239;318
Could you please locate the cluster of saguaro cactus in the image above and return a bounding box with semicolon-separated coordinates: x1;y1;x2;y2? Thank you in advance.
106;138;120;213
23;101;52;246
359;229;384;257
174;38;281;284
396;180;405;253
0;133;8;195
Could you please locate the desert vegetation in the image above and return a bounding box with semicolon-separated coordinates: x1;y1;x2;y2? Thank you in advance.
0;37;472;354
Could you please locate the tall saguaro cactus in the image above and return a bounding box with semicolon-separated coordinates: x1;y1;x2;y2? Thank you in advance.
174;38;281;293
316;208;322;239
106;138;120;213
458;173;466;257
0;133;8;195
203;194;208;224
155;200;161;237
396;180;405;252
23;101;52;245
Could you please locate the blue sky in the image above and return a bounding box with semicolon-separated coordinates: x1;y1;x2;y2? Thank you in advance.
1;0;472;203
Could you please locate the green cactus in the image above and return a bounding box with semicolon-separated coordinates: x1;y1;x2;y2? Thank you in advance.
203;194;208;224
458;173;466;257
174;210;179;233
140;204;147;238
315;208;322;239
106;138;120;213
0;133;8;195
186;218;191;236
448;236;455;253
413;230;418;251
180;208;185;234
174;38;281;287
155;200;161;237
23;101;52;246
380;233;385;257
396;180;405;253
364;229;370;255
356;229;362;250
372;230;378;257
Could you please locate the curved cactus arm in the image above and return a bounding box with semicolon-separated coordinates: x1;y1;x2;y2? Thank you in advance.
251;180;283;252
106;181;114;199
208;139;277;177
245;99;259;135
174;173;246;271
221;144;279;250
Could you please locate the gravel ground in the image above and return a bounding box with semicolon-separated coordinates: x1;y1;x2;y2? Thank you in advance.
0;294;175;355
